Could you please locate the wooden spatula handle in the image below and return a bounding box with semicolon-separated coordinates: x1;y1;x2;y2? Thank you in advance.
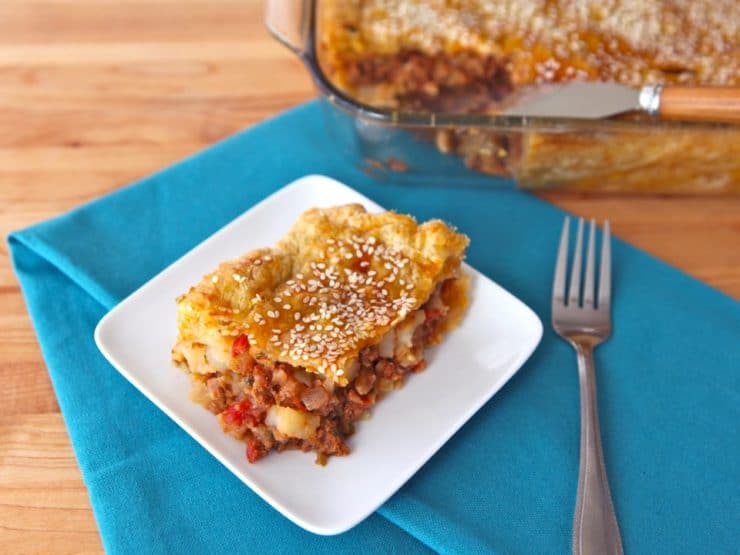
659;86;740;123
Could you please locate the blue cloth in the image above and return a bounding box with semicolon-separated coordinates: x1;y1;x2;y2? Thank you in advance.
8;101;739;555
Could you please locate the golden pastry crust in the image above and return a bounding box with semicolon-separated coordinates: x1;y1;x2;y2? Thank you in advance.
319;0;739;96
175;204;469;386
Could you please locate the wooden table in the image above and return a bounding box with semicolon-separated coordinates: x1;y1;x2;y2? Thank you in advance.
1;1;738;553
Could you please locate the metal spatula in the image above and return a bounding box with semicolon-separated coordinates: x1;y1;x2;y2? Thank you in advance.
504;82;740;124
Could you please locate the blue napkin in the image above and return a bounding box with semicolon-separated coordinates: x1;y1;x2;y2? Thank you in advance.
9;101;739;554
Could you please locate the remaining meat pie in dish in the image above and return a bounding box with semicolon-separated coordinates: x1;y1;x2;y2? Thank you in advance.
171;204;469;463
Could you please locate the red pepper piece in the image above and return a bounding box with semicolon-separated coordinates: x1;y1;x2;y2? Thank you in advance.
221;399;264;428
221;399;251;426
231;334;250;358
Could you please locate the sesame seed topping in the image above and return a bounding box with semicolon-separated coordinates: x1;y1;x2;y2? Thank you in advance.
211;275;219;283
211;230;442;382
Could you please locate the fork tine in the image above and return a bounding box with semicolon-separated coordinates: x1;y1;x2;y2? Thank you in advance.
598;221;612;309
583;219;596;307
568;218;584;306
552;217;570;306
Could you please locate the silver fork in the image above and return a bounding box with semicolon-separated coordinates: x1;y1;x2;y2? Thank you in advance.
552;217;623;555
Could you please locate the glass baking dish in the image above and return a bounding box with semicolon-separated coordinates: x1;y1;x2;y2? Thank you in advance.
266;0;740;194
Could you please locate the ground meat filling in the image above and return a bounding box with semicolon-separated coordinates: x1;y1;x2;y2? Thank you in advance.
341;50;513;113
187;282;453;464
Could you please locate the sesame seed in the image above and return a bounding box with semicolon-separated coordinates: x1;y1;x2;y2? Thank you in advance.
211;275;219;283
283;303;291;310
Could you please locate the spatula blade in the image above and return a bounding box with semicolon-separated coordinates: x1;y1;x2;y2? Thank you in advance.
504;82;641;119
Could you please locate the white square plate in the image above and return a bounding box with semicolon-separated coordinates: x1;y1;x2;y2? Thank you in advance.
95;175;543;535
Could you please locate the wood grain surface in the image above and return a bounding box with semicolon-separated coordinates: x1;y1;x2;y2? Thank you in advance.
1;1;738;553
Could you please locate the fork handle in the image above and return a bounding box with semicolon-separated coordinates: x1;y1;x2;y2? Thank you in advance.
572;343;623;555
